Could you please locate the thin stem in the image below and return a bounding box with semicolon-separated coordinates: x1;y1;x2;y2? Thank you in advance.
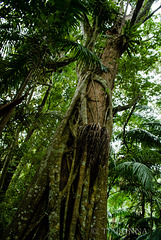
150;192;153;240
123;102;137;152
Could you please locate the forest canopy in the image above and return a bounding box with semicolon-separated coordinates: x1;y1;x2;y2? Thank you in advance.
0;0;161;240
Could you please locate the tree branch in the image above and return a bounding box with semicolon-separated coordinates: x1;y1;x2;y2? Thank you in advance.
82;13;92;36
123;0;130;22
0;95;26;118
130;0;144;26
36;82;52;87
142;4;161;23
136;0;156;24
45;57;76;71
113;94;142;116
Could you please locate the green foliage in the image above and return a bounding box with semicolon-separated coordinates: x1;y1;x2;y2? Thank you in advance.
116;162;154;190
0;0;161;238
114;17;161;106
86;0;119;32
124;128;161;148
122;21;142;56
137;228;161;240
63;40;107;71
0;0;108;95
109;103;161;239
0;60;77;232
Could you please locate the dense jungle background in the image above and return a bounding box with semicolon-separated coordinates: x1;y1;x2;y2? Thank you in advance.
0;0;161;239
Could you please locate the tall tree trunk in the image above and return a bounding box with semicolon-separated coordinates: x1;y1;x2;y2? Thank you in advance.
48;30;124;239
2;24;125;240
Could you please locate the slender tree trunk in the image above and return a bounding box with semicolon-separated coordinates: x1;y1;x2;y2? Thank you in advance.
24;84;52;142
150;193;153;240
0;69;34;137
0;85;52;198
2;146;49;239
0;128;19;193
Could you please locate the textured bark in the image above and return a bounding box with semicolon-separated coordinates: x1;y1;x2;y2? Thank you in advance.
2;76;87;239
54;30;124;239
2;16;127;240
2;35;124;240
59;123;110;240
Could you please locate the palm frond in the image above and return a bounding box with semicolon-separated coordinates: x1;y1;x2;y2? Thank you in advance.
43;0;88;35
147;228;161;240
62;40;107;71
116;162;154;190
140;122;161;138
0;37;42;94
120;148;161;168
135;149;161;167
0;55;28;94
124;128;161;148
108;190;130;209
